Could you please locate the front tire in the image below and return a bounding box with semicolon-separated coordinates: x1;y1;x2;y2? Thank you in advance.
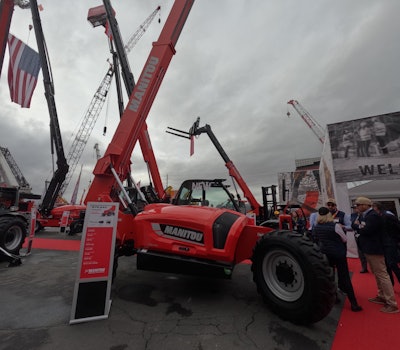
251;230;336;324
0;217;27;256
69;219;83;235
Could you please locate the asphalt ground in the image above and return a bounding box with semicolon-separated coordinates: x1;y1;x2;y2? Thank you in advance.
0;230;342;350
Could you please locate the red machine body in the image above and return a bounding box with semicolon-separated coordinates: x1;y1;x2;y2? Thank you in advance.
35;204;86;232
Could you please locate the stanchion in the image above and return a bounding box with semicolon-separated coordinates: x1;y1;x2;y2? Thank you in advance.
20;206;37;257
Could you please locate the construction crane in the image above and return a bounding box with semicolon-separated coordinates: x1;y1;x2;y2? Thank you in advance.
58;6;161;198
124;6;161;53
0;146;31;191
287;100;325;144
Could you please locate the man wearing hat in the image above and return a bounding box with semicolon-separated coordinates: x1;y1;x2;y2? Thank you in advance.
352;196;399;313
326;198;351;231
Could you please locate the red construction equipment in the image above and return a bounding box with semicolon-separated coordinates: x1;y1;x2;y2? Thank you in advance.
83;0;335;325
0;0;79;255
167;118;262;215
166;117;311;232
59;5;161;200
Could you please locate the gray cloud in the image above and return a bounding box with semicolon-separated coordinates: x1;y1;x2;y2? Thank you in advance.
0;0;399;204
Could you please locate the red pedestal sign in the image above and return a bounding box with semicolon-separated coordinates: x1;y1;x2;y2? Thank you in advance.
70;202;118;324
59;210;70;233
80;226;113;279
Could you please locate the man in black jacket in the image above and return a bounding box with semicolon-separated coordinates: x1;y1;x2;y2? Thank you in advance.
352;196;399;313
351;205;368;273
372;202;400;286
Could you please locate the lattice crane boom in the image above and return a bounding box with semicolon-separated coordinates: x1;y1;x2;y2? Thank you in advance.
59;6;160;198
124;6;160;53
0;146;31;190
287;99;325;144
59;64;114;197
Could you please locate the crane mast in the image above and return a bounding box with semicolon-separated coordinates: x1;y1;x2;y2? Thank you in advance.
287;100;325;144
59;6;161;198
30;0;69;216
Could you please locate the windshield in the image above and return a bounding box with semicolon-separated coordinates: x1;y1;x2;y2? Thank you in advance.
175;180;247;213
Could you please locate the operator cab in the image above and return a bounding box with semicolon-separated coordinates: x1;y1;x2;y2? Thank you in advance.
173;179;248;214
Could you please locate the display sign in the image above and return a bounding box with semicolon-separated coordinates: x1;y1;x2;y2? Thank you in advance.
60;210;70;233
26;206;37;254
327;111;400;182
70;202;118;324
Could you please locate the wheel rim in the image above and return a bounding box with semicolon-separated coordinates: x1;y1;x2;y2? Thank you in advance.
262;248;304;302
5;225;23;251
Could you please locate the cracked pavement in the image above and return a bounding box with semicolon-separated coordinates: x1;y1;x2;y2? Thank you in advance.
0;231;341;350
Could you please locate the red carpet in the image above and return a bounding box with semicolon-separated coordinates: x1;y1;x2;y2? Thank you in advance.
331;258;400;350
23;237;81;251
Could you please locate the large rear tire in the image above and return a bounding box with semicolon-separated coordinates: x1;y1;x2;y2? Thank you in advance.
0;217;27;256
251;230;336;324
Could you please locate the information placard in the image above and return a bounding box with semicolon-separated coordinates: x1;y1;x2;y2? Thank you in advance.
70;202;118;324
21;206;37;256
59;210;70;233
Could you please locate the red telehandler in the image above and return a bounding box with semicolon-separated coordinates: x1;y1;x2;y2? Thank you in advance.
83;0;335;324
1;0;85;234
166;117;309;232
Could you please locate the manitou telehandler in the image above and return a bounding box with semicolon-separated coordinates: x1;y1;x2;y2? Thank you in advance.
166;117;309;232
83;0;335;324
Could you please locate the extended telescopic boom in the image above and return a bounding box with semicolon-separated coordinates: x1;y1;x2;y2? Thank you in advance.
85;0;194;207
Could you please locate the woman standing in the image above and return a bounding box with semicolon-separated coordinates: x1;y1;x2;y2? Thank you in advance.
313;207;363;312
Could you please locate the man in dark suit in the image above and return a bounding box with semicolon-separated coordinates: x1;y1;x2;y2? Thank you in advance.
372;201;400;286
350;205;368;273
352;196;399;313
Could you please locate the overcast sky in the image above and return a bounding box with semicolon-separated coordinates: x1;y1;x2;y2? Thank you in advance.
1;0;399;204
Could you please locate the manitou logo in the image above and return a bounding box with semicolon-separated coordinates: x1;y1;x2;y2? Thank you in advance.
128;56;159;112
151;223;204;244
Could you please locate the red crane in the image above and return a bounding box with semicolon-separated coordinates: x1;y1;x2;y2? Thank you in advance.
287;99;325;144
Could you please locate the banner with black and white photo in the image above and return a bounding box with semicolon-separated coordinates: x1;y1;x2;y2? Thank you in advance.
327;111;400;182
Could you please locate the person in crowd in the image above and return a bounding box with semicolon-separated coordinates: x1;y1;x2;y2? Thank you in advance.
359;121;372;157
308;211;317;230
342;129;353;158
312;207;362;312
291;210;306;234
326;198;352;231
372;117;389;155
350;204;368;273
372;202;400;286
353;129;363;157
352;197;399;313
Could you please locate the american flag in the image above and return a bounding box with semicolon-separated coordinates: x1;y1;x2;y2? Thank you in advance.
7;34;41;108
